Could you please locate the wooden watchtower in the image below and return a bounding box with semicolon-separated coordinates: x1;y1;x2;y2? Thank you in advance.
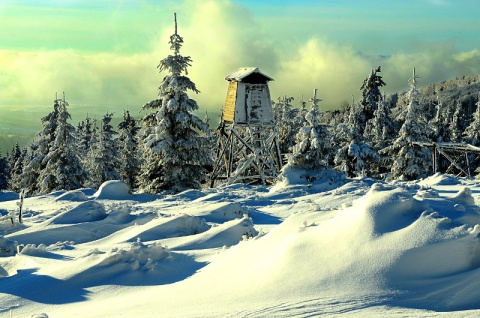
210;67;283;186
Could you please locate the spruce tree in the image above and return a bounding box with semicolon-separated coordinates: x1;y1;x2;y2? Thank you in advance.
20;97;61;194
37;95;87;193
118;110;140;190
275;96;299;154
359;66;386;134
363;96;394;177
290;89;331;171
448;101;463;142
86;112;122;188
333;100;378;178
0;152;8;190
429;97;449;143
383;69;432;180
9;147;26;192
138;13;212;193
77;115;94;156
464;95;480;145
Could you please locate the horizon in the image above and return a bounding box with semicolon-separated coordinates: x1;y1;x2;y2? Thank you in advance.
1;0;480;153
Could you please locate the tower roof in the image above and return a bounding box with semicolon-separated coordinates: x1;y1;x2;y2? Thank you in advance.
225;67;273;82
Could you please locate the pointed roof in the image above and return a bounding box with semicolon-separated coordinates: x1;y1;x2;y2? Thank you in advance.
225;67;274;82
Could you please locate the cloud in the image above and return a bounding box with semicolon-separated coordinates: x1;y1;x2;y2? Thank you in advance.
273;38;370;109
1;0;480;123
157;0;279;111
0;49;159;110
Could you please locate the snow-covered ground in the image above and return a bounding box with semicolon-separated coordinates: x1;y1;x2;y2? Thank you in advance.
1;172;480;317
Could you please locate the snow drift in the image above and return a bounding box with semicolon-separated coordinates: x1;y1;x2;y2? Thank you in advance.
1;172;480;317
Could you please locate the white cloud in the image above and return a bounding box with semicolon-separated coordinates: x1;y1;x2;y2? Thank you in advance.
1;0;480;121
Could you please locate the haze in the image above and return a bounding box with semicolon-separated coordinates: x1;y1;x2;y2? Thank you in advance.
1;0;480;153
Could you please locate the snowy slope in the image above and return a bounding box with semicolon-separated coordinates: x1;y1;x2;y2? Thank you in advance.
1;171;480;317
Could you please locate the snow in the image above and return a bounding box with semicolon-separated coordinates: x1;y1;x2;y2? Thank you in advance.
1;172;480;317
92;180;131;200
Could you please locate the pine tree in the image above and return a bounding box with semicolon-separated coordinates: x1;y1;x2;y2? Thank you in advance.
383;68;432;180
118;110;140;190
20;97;61;194
0;151;8;190
429;97;449;143
359;66;386;134
138;13;212;193
9;147;26;192
464;95;480;145
333;99;378;178
86;112;122;188
275;96;299;154
363;96;394;177
290;89;331;171
77;115;94;156
448;101;463;142
37;95;87;193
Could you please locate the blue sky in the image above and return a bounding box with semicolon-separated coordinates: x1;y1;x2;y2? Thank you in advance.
1;0;480;152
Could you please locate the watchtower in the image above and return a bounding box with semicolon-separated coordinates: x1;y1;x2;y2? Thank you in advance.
210;67;283;186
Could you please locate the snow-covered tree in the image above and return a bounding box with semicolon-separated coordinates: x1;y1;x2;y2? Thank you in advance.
289;89;331;171
118;110;140;190
334;100;378;178
274;95;300;154
363;96;394;177
37;95;87;193
359;66;386;133
429;97;449;143
138;13;212;193
448;101;463;142
364;96;394;149
86;112;122;188
19;98;61;194
76;115;94;156
464;95;480;145
383;69;432;180
9;146;26;192
0;151;8;190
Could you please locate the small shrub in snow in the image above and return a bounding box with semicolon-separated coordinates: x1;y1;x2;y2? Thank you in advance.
18;243;47;256
99;240;172;271
0;236;18;256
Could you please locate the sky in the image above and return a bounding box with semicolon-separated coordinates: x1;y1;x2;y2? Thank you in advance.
1;0;480;152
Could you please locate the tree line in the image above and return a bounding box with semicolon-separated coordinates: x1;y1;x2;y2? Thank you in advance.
1;17;480;194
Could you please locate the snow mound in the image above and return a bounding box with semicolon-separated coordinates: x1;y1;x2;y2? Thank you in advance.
97;214;210;244
55;190;88;202
271;166;346;193
0;236;18;256
452;187;475;206
71;240;203;287
181;201;247;222
354;183;429;235
419;173;460;186
126;214;210;242
50;201;107;224
186;186;480;312
167;215;259;250
93;180;131;200
172;189;206;200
